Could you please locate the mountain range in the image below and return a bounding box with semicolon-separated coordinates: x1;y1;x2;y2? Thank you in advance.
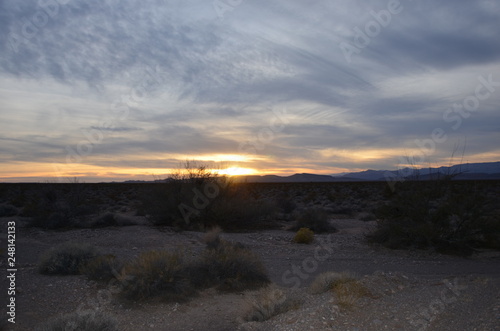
241;161;500;183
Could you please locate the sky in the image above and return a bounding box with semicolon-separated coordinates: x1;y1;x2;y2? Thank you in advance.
1;0;499;182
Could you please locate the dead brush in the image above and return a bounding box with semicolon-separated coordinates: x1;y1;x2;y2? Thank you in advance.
118;250;196;302
309;271;370;309
242;286;302;322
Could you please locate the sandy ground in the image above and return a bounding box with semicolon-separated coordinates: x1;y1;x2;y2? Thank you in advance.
1;216;500;331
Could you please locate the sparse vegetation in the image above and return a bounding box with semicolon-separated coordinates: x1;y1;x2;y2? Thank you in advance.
35;310;118;331
0;203;17;217
242;286;302;322
81;254;122;281
118;250;195;302
289;207;337;233
38;242;99;275
140;162;278;232
368;180;500;255
293;227;315;244
309;271;370;309
189;237;270;292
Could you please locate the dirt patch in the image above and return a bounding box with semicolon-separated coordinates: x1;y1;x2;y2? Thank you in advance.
2;216;499;331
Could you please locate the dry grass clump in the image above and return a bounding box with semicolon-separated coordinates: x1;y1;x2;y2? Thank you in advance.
293;227;314;244
190;238;270;292
309;271;370;309
81;254;122;281
242;286;302;322
118;250;195;302
35;310;118;331
38;242;99;275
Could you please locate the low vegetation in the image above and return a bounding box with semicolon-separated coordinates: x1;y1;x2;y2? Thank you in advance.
369;180;500;255
81;254;122;281
288;207;337;233
139;162;278;232
118;230;269;302
38;242;99;275
293;227;315;244
118;250;195;302
189;238;270;292
309;271;370;309
35;310;118;331
242;286;302;322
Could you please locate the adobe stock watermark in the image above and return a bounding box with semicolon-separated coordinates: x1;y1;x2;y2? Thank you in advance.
213;0;244;19
51;64;165;181
178;179;221;225
408;278;467;330
238;107;289;155
384;73;500;190
8;0;72;53
339;0;410;63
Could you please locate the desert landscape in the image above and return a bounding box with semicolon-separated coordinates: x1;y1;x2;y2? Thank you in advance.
1;178;499;331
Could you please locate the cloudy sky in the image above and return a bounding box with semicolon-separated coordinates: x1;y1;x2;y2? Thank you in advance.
1;0;499;182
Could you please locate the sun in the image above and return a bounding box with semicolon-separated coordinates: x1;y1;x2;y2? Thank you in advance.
217;167;257;176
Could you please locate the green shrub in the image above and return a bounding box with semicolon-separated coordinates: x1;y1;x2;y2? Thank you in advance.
118;250;195;302
38;243;99;275
188;239;270;292
289;208;336;233
81;255;122;281
293;228;314;244
35;310;118;331
242;286;302;322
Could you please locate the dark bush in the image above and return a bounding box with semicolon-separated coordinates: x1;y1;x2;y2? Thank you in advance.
38;242;99;275
140;166;277;231
289;207;337;233
368;180;500;255
187;238;270;292
0;204;18;217
118;250;195;302
81;255;122;281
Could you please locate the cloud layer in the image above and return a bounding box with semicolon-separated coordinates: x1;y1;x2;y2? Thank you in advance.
1;0;499;181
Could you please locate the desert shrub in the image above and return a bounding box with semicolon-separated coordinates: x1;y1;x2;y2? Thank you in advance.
188;238;270;292
276;194;297;215
309;271;369;309
141;164;278;231
309;271;358;294
38;242;99;275
118;250;195;302
242;286;302;322
0;204;18;217
24;184;96;229
91;213;136;228
368;180;500;255
35;310;118;331
293;227;314;244
289;208;336;233
81;255;122;281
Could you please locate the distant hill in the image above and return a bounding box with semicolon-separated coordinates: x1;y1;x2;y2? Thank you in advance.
240;173;364;183
239;161;500;183
334;161;500;181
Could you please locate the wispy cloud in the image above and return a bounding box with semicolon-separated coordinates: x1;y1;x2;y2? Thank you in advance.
0;0;499;181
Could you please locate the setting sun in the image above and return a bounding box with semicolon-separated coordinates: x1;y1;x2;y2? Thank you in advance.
217;167;258;176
